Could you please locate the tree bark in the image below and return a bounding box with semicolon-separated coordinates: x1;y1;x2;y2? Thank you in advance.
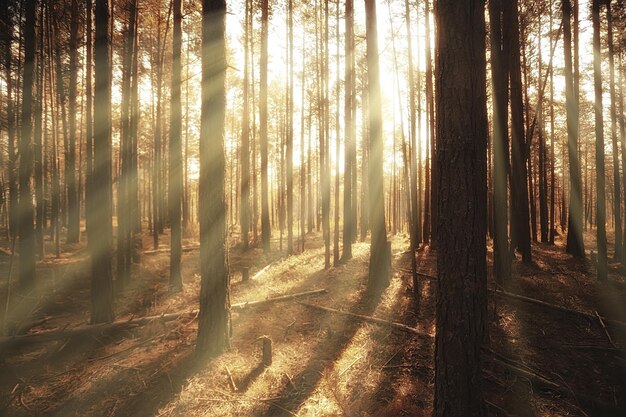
425;0;436;247
168;0;183;291
434;1;488;415
259;0;271;252
342;0;355;262
91;0;114;323
364;0;390;293
240;0;251;251
489;0;511;286
564;0;585;258
592;0;607;281
197;0;230;358
505;0;531;263
607;0;621;261
66;0;80;244
18;0;37;289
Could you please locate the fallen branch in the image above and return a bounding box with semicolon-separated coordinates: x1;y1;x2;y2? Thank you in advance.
0;289;327;349
493;289;626;332
298;302;429;338
299;302;623;413
225;366;238;392
595;311;618;349
232;289;327;310
143;245;199;255
401;269;626;332
486;349;621;415
562;344;623;354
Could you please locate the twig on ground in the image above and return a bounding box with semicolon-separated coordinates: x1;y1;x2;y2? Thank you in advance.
595;311;618;349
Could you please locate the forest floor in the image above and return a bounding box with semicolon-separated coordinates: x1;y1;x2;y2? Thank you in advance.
0;225;625;417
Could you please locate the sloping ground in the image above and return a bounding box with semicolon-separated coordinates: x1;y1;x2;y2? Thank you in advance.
0;229;624;416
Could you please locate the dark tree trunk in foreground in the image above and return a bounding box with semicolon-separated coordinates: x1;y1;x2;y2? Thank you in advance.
434;1;488;415
197;0;230;358
592;0;607;281
91;0;114;323
19;0;37;289
563;0;585;258
260;0;271;252
364;0;390;293
505;0;531;263
169;0;183;291
489;0;511;286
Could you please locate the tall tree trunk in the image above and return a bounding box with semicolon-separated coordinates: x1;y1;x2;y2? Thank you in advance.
260;0;270;252
197;0;230;359
92;0;114;323
300;32;307;251
240;0;251;251
333;0;340;264
564;0;585;258
117;0;136;288
66;0;80;244
322;0;331;268
19;0;37;289
425;0;436;247
342;0;354;261
489;0;511;286
434;1;488;415
169;0;183;291
505;0;531;263
4;6;17;241
34;2;44;257
592;0;607;281
538;16;549;244
549;0;556;244
620;54;626;262
405;0;420;296
607;0;621;261
287;0;294;255
85;0;94;245
129;6;140;237
364;0;390;293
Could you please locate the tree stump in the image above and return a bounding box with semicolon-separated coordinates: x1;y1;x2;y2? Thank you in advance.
261;336;272;367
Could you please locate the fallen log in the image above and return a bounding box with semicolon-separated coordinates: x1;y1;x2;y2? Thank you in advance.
0;289;327;349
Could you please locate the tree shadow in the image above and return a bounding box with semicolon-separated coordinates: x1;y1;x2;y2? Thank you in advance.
262;283;383;416
236;362;266;392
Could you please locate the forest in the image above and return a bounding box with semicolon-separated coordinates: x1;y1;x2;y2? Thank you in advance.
0;0;625;415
